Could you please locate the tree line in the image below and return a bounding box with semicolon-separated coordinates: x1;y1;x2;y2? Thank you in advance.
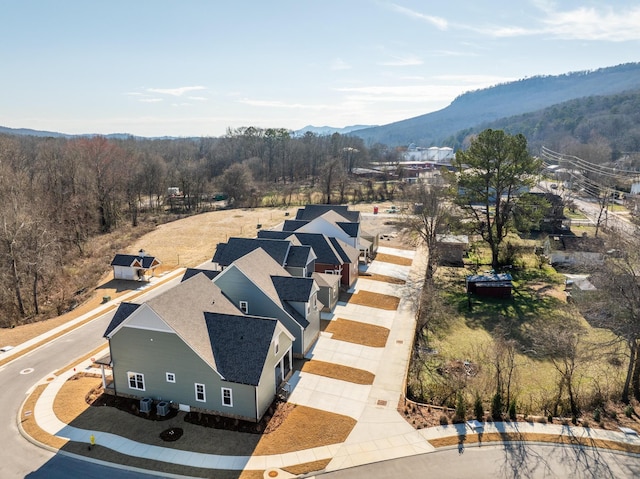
0;129;395;326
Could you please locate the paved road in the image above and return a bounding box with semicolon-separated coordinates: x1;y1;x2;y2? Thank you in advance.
315;443;640;479
0;276;183;478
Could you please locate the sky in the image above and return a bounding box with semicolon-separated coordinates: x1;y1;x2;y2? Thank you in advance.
1;0;639;138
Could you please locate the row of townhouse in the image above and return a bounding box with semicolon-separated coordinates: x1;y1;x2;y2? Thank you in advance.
97;205;378;423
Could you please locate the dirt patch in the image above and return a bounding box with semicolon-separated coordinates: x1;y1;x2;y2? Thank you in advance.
375;253;413;266
253;406;356;455
283;459;331;476
322;318;390;347
54;375;101;424
358;272;406;285
301;359;375;385
130;207;295;269
341;290;400;311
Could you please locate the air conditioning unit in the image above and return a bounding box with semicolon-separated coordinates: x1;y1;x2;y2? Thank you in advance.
157;401;170;417
140;397;152;413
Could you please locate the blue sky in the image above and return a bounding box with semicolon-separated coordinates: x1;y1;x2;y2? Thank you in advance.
1;1;638;137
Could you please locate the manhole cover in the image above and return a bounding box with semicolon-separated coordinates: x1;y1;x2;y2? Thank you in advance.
377;399;388;406
20;368;35;375
396;340;404;345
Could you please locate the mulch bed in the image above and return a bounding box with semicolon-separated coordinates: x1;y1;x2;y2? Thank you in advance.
159;427;183;442
340;290;400;310
358;272;406;285
322;318;390;347
89;389;292;434
301;359;375;385
375;253;413;266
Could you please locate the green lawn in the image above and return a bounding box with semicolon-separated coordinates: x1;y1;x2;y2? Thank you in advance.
416;257;624;416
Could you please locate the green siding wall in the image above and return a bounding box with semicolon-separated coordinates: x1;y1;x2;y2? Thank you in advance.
110;327;258;420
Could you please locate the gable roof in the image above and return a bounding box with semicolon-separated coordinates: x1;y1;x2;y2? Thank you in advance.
181;268;220;282
212;237;291;267
104;302;141;337
257;230;294;240
104;273;241;370
282;219;309;232
111;253;160;269
285;245;315;268
311;271;341;288
271;276;315;302
295;204;360;223
328;237;360;263
287;233;344;265
205;312;278;386
221;248;310;328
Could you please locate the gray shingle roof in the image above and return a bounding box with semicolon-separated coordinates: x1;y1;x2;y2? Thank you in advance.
295;205;360;223
105;273;241;370
286;245;313;268
104;302;141;337
291;233;344;265
329;237;360;264
282;219;309;232
271;276;314;302
337;221;359;238
212;237;291;267
257;230;292;240
181;268;220;282
228;248;310;328
205;312;277;386
111;253;159;269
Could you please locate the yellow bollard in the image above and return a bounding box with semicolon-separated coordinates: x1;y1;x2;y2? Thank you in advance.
89;434;95;450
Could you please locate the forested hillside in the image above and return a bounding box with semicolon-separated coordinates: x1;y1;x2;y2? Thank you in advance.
447;89;640;165
353;63;640;147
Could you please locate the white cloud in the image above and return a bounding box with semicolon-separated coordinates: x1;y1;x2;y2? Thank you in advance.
388;3;448;30
139;98;163;103
146;86;206;96
238;98;331;110
541;5;640;41
464;3;640;41
188;96;208;101
378;55;423;67
330;58;352;71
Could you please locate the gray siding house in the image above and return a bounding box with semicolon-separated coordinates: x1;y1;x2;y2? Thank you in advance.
213;248;320;357
101;273;294;422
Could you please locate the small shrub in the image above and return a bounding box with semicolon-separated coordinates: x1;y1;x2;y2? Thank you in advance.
474;394;484;422
508;399;517;421
491;392;503;421
582;420;589;428
599;421;605;428
608;410;617;420
625;405;634;418
571;415;578;425
593;408;601;423
455;392;466;422
439;414;449;426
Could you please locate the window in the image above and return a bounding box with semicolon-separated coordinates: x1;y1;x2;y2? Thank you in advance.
166;372;176;383
239;300;248;314
222;387;233;407
127;372;145;391
195;383;206;402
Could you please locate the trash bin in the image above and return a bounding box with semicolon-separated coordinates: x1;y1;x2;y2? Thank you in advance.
373;206;378;214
